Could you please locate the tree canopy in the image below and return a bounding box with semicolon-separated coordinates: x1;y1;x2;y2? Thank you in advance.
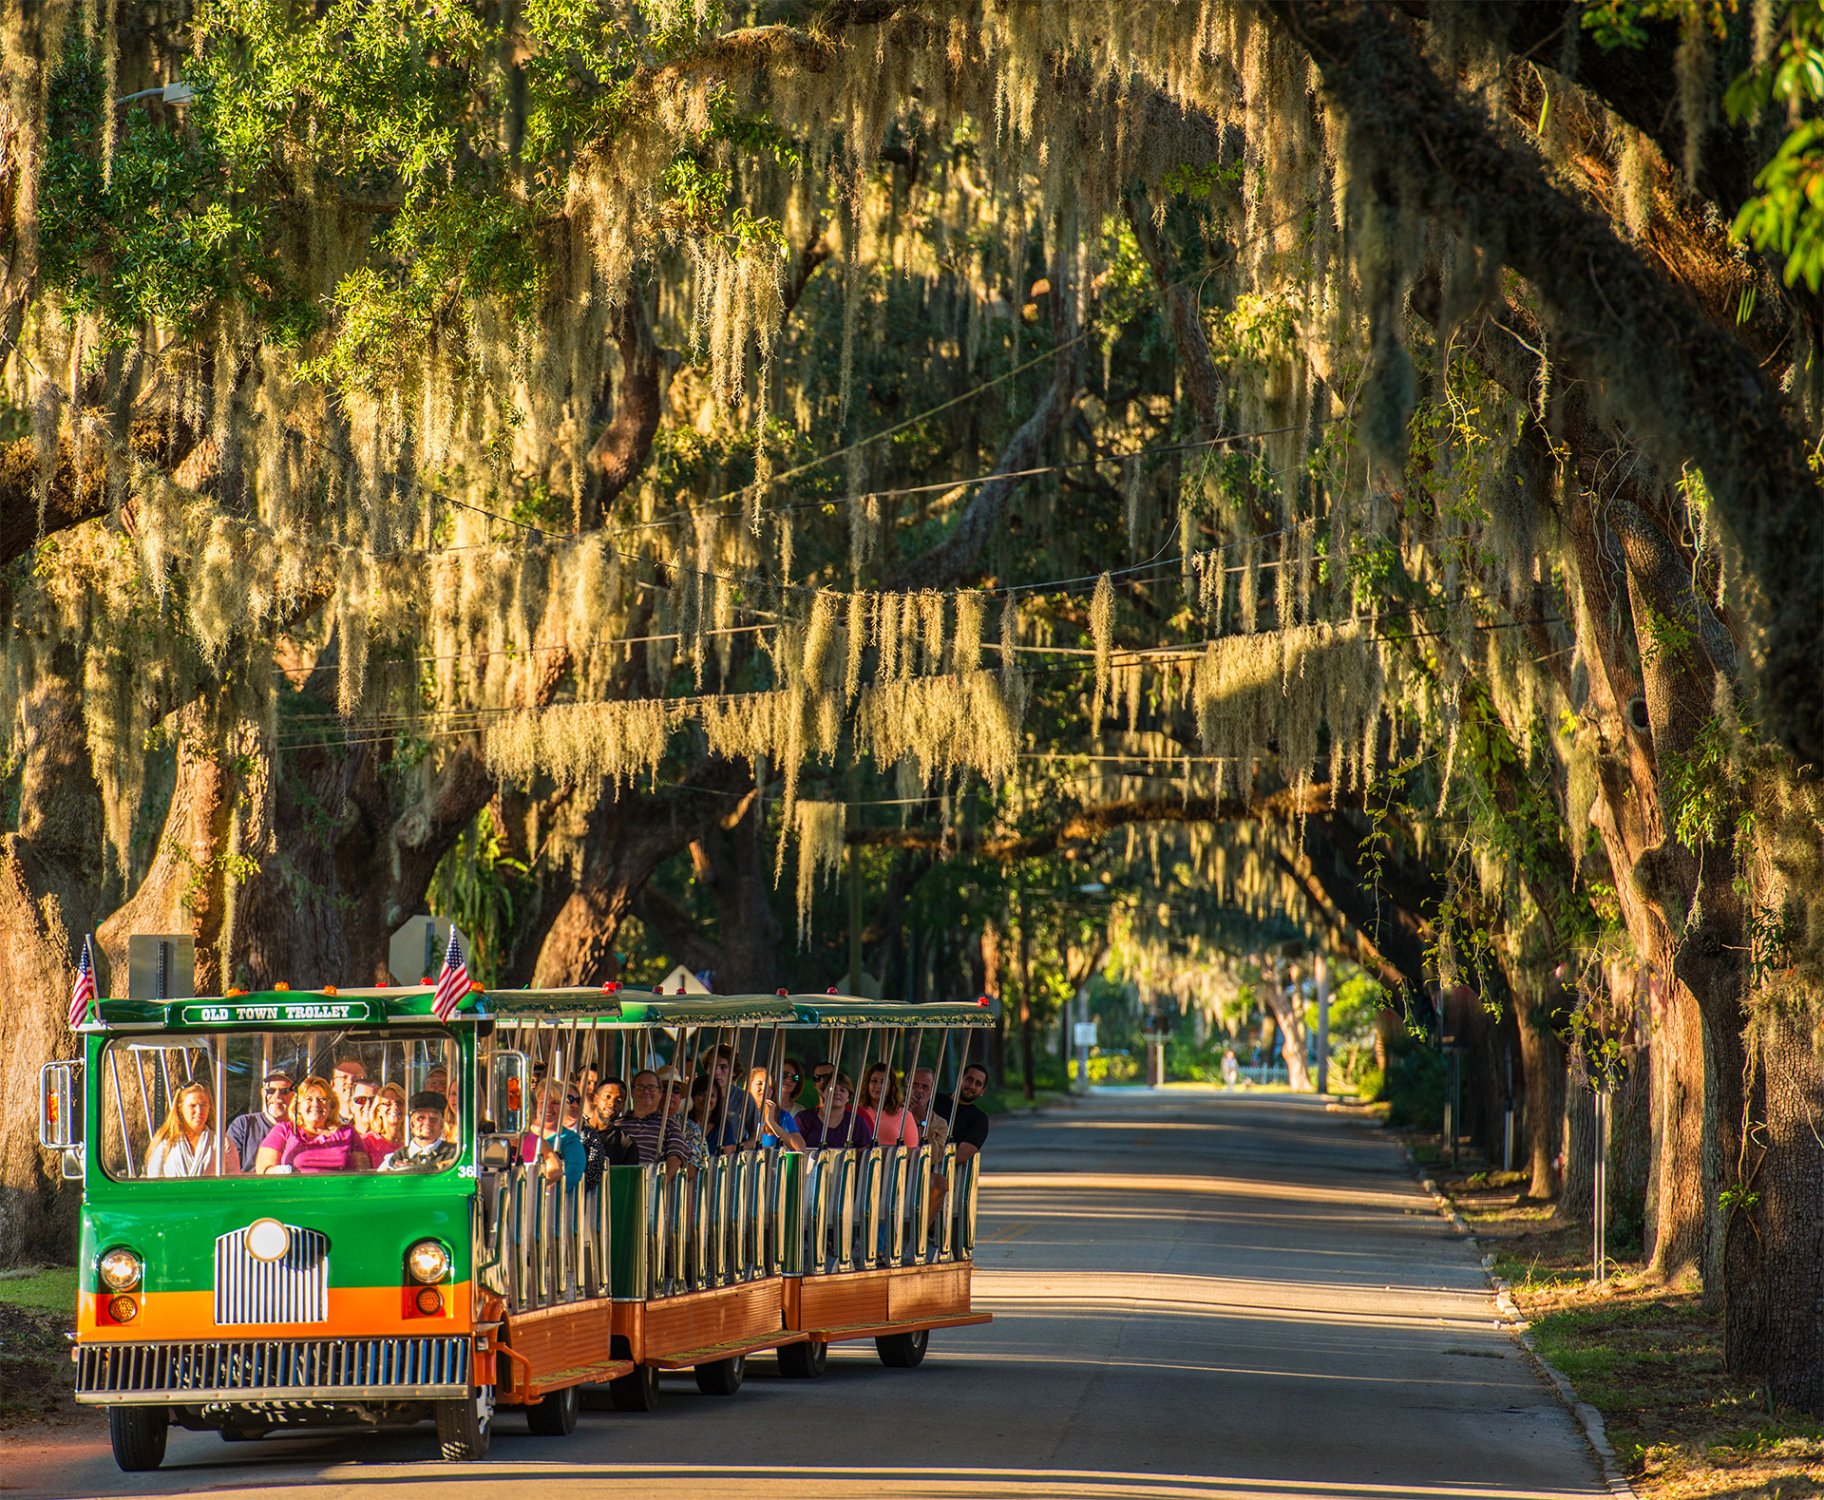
3;0;1822;1414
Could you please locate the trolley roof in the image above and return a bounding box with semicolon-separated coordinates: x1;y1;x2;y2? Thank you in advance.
85;986;999;1031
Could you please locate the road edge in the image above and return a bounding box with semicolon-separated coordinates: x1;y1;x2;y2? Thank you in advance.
1401;1149;1639;1500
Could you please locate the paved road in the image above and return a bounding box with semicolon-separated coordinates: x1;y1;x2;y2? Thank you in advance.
3;1091;1608;1500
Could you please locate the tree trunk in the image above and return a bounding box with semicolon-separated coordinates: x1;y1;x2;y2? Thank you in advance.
519;769;756;988
1514;986;1566;1200
0;645;107;1264
1646;976;1708;1281
1746;1009;1824;1415
1560;1048;1595;1228
1608;1044;1654;1261
95;705;244;991
1261;975;1311;1091
0;847;89;1264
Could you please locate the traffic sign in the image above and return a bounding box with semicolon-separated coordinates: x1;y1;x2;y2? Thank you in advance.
389;916;469;985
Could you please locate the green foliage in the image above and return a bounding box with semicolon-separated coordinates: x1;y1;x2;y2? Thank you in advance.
32;0;782;392
1379;1034;1447;1127
1726;8;1824;288
427;806;530;986
38;35;293;341
1661;712;1746;850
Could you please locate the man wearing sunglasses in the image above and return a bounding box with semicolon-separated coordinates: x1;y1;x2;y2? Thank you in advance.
226;1071;295;1172
618;1070;688;1174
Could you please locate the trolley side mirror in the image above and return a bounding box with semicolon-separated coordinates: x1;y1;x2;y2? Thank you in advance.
39;1061;83;1151
477;1134;515;1172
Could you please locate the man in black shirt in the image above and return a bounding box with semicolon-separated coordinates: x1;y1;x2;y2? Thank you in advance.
933;1063;991;1161
924;1064;991;1237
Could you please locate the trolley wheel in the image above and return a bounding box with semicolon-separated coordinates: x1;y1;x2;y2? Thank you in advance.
777;1338;828;1379
525;1381;579;1436
434;1381;495;1461
608;1362;661;1412
875;1327;929;1368
108;1406;168;1471
693;1354;745;1396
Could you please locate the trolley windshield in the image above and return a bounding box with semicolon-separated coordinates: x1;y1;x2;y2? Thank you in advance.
98;1027;461;1181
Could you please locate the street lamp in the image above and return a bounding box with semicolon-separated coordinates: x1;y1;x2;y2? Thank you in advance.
116;81;194;108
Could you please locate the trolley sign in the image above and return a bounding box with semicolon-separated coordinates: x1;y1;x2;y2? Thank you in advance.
180;1000;374;1026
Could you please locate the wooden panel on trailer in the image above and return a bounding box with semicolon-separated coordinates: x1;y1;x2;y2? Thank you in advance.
886;1260;972;1322
795;1268;891;1330
639;1279;785;1362
500;1298;617;1401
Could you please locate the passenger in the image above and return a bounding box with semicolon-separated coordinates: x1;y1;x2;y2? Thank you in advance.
749;1065;806;1150
780;1055;808;1110
226;1071;294;1172
808;1061;836;1106
379;1093;460;1171
580;1083;640;1191
521;1084;585;1190
255;1076;372;1174
423;1064;459;1141
676;1075;718;1171
858;1063;920;1149
597;1077;628;1123
145;1082;219;1177
362;1082;406;1166
798;1072;874;1149
934;1064;992;1162
329;1056;366;1117
619;1070;688;1174
927;1064;991;1223
348;1078;380;1136
907;1065;937;1124
705;1044;759;1151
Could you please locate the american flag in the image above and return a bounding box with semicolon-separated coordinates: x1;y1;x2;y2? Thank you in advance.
68;935;97;1028
431;929;469;1022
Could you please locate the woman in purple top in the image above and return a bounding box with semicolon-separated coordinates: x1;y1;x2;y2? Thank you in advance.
797;1072;874;1149
254;1076;373;1174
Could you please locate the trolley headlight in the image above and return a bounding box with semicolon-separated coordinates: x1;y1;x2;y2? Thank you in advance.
98;1247;142;1292
406;1239;451;1284
245;1217;291;1263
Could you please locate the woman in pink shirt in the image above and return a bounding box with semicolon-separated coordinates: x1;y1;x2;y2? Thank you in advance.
361;1082;406;1167
858;1063;919;1149
254;1076;372;1174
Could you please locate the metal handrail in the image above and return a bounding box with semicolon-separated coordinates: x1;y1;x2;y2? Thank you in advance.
498;1136;981;1315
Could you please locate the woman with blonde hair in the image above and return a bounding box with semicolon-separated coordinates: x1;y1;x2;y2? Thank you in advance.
145;1082;218;1177
254;1075;372;1174
362;1082;406;1166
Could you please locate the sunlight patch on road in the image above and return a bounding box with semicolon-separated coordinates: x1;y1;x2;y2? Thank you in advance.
984;1172;1423;1211
240;1463;1605;1500
971;1268;1499;1333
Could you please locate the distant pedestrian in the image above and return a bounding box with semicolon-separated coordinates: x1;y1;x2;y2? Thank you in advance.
1222;1047;1240;1091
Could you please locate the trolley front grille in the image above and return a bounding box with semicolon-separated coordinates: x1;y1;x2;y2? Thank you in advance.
214;1224;328;1325
75;1336;471;1404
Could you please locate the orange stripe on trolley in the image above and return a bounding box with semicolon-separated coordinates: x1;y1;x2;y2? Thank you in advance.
76;1282;473;1342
